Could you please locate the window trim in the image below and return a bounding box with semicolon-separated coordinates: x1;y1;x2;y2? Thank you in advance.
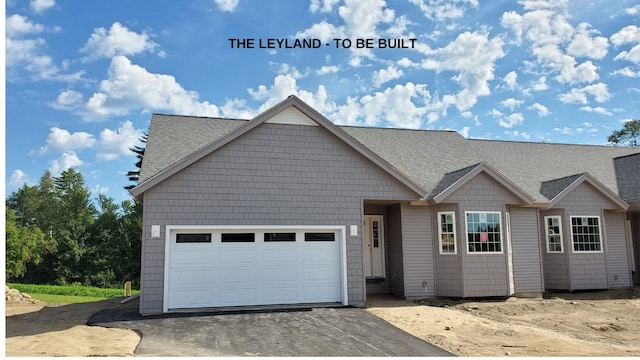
465;211;503;254
570;215;603;253
544;215;564;253
437;211;457;255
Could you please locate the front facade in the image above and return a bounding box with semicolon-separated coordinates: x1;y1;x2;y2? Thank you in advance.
131;96;639;315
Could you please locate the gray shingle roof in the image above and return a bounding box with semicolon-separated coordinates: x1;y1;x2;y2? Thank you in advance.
138;108;639;205
540;174;584;200
139;114;247;182
614;153;640;208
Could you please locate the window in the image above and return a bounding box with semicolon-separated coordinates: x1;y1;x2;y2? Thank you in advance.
304;232;335;241
570;216;602;252
466;212;502;253
545;216;563;253
176;233;211;243
264;232;296;242
221;233;255;243
438;212;456;254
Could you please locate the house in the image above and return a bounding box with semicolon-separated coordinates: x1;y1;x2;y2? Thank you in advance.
130;96;640;315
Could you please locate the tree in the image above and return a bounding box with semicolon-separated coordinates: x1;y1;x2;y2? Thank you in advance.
608;119;640;147
124;133;147;190
6;207;56;279
50;168;96;284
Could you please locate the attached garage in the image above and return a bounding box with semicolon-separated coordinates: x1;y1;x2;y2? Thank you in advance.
164;226;347;312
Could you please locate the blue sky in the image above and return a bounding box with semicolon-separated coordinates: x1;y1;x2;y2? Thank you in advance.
5;0;640;203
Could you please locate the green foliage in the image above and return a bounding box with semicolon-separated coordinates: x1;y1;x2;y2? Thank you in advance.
6;167;142;288
8;283;139;297
608;119;640;147
6;207;56;278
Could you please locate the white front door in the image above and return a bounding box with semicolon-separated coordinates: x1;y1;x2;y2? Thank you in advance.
364;215;385;278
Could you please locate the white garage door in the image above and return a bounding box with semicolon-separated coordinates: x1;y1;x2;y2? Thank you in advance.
165;226;345;311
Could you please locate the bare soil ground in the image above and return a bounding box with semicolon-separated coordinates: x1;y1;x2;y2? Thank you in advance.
366;287;640;357
5;296;140;357
6;287;639;357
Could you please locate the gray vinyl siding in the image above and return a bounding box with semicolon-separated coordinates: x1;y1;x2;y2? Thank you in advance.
509;207;544;293
540;209;569;290
555;182;615;290
443;172;523;297
139;123;419;314
604;211;632;287
386;204;404;296
364;205;389;294
401;204;435;297
432;204;462;297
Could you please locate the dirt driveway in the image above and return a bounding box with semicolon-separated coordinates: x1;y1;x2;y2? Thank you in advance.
6;287;640;357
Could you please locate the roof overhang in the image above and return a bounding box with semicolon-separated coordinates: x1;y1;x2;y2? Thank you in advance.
544;173;629;211
429;162;535;205
130;95;428;200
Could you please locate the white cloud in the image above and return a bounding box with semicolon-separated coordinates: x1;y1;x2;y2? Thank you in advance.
531;76;549;91
372;65;403;87
626;5;640;15
567;23;608;60
80;22;159;62
500;98;524;111
527;102;550;117
247;73;336;115
338;0;394;39
459;126;470;138
214;0;239;12
612;66;640;77
30;0;55;13
8;169;35;188
35;127;96;155
501;6;605;85
6;15;85;82
78;56;219;121
519;0;568;11
503;71;518;90
409;0;478;21
500;113;524;128
358;83;429;129
317;65;339;75
421;31;505;112
97;121;145;160
295;21;343;43
610;25;640;64
580;106;612;116
50;89;84;110
558;82;610;104
504;130;530;140
5;14;44;37
49;151;84;176
92;185;109;196
309;0;339;13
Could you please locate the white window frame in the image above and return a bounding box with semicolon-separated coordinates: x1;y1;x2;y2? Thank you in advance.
437;211;457;255
465;211;503;254
544;215;563;253
570;216;603;253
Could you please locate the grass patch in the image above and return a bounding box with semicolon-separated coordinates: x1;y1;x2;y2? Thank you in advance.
27;293;108;305
8;283;140;298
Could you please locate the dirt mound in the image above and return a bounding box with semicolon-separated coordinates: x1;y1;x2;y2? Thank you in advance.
5;286;40;304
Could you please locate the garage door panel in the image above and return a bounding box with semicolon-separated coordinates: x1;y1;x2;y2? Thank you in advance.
304;286;341;301
303;266;340;281
302;247;338;263
216;268;257;283
262;287;299;302
169;290;213;307
217;249;258;264
171;251;212;266
168;227;343;310
218;288;257;305
263;248;299;262
262;267;299;281
171;269;213;286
